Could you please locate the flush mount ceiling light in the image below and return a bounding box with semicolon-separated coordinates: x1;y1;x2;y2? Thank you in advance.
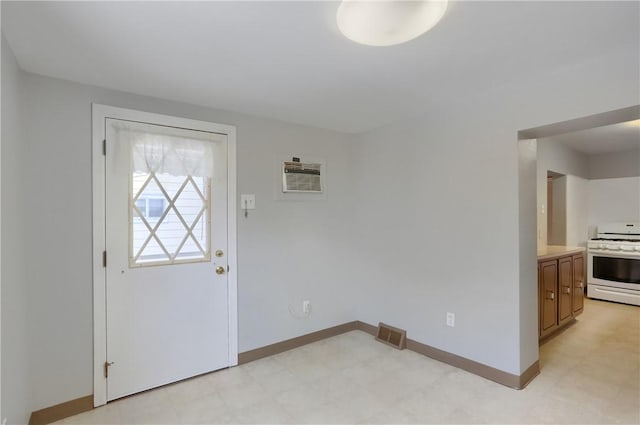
336;0;448;47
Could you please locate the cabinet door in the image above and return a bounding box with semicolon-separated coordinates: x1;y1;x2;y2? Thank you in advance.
539;260;558;337
572;254;585;315
558;256;573;326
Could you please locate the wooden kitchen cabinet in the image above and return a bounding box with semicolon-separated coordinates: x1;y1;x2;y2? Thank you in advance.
558;257;573;326
539;259;559;338
537;250;585;340
572;254;585;314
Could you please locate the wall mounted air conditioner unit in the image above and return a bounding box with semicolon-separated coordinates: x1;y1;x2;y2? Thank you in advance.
282;160;323;193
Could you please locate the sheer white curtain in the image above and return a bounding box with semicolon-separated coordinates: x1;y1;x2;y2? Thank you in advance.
112;120;214;177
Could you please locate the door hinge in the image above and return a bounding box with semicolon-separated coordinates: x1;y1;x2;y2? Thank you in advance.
104;361;114;378
102;139;106;156
102;251;107;268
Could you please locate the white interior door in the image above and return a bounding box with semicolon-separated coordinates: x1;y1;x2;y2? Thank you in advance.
104;117;230;401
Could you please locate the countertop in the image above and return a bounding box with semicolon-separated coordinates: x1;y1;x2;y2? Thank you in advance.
537;245;585;261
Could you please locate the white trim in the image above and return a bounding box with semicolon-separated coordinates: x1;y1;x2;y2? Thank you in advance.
91;104;238;407
91;106;107;406
227;126;238;367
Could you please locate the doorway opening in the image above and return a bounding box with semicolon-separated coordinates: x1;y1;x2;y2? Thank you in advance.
518;104;639;371
546;171;566;246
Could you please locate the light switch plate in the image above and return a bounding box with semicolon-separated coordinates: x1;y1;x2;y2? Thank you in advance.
241;194;256;210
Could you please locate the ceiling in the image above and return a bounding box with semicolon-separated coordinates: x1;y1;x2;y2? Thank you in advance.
2;1;638;134
546;121;640;156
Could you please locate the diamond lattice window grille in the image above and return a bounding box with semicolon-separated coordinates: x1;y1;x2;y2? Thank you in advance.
130;171;210;267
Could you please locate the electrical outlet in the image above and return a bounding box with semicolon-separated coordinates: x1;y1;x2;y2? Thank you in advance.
303;300;311;314
446;312;455;327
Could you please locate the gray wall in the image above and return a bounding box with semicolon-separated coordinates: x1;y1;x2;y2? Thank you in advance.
1;35;30;425
13;69;358;414
589;149;640;179
350;46;639;376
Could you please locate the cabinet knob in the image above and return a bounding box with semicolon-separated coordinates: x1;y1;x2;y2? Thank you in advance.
564;287;571;294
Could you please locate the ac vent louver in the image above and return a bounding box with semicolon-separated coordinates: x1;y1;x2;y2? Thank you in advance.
282;161;322;193
375;322;407;350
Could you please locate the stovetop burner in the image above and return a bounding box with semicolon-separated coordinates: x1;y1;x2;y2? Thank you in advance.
591;238;640;242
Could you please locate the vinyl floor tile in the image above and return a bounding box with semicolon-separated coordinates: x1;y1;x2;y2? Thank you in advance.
55;298;639;424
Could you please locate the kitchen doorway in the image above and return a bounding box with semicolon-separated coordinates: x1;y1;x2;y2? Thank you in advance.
517;104;639;363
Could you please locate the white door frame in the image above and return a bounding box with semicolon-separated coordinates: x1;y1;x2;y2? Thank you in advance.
91;104;238;407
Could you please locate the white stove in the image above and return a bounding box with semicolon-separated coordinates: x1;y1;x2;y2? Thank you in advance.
587;223;640;306
588;239;640;255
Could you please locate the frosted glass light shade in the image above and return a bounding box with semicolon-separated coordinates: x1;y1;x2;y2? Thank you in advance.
336;0;448;47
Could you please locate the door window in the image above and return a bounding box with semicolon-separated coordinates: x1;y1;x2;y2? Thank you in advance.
131;172;210;266
124;123;214;267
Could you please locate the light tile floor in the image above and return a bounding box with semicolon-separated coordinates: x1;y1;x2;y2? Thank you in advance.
57;298;639;424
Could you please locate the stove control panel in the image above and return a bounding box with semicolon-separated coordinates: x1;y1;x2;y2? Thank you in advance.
588;240;640;257
589;222;640;257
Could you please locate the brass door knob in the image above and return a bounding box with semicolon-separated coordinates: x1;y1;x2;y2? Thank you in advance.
216;266;225;275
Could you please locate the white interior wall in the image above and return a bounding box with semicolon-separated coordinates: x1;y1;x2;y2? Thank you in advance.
549;176;567;245
351;46;639;376
565;175;589;246
19;71;358;413
537;133;639;245
1;35;30;425
588;177;640;235
536;138;589;247
517;138;538;376
587;149;640;235
537;139;590;178
589;149;640;180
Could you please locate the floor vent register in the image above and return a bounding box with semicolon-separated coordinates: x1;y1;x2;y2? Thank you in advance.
375;322;407;350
